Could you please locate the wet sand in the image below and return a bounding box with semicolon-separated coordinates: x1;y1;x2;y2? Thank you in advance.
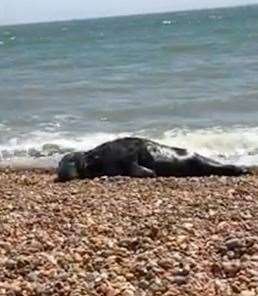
0;169;258;295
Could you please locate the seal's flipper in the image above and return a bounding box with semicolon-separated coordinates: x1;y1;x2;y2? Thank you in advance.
205;164;248;176
128;162;156;178
187;154;246;177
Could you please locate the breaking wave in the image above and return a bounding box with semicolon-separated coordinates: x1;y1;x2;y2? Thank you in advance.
1;126;258;168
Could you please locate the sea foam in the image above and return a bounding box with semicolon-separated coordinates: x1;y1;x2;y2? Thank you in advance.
1;127;258;168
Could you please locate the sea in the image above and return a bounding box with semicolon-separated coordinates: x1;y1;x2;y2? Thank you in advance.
1;5;258;168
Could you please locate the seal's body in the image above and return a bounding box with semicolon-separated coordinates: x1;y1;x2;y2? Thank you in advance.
57;137;247;181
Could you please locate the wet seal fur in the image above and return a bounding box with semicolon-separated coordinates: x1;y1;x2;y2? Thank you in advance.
56;137;248;182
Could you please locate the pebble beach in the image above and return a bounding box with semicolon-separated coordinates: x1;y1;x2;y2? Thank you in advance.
1;169;258;295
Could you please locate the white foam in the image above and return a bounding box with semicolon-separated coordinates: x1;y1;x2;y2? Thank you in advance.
1;126;258;168
162;20;172;25
0;131;130;157
162;20;176;25
0;157;59;169
158;127;258;165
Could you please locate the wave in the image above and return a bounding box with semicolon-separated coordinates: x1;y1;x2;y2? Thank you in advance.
1;126;258;168
0;131;130;168
160;127;258;166
162;20;173;25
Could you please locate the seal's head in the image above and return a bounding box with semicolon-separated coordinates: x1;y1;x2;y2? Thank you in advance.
56;152;81;182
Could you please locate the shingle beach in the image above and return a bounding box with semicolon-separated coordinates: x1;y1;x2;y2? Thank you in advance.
1;169;258;295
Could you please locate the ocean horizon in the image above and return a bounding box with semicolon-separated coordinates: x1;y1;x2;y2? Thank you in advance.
1;3;257;27
1;4;258;168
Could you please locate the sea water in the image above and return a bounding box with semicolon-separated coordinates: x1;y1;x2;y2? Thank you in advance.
1;5;258;167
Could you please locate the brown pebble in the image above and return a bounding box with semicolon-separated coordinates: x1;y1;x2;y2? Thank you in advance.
122;290;135;296
138;280;149;289
169;276;188;285
159;259;173;269
125;273;135;280
251;255;258;262
222;260;241;275
240;290;256;296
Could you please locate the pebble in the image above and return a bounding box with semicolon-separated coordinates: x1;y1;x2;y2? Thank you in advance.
122;290;135;296
174;265;190;277
5;259;16;270
214;279;230;293
125;273;135;280
169;275;188;285
227;250;235;259
252;244;258;252
240;290;256;296
27;271;39;282
251;255;258;262
249;280;258;289
0;241;11;250
222;260;241;275
138;280;149;289
225;238;243;250
217;221;230;231
158;259;173;269
182;222;194;230
171;252;183;262
247;269;258;277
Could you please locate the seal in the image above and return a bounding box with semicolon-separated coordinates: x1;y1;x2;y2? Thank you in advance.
56;137;248;182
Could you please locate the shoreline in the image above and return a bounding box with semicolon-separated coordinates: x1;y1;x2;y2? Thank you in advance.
1;170;258;295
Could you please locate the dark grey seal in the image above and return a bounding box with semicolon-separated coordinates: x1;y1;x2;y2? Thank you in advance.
56;137;248;182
